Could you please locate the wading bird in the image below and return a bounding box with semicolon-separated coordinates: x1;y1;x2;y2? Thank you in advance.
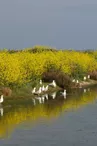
41;85;45;92
49;80;56;87
61;90;66;99
87;75;90;79
83;76;87;81
76;80;79;83
34;87;42;95
0;95;4;104
32;87;36;94
44;85;49;92
72;79;75;82
40;80;42;85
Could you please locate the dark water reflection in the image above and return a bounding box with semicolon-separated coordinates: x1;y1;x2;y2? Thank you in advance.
0;86;97;145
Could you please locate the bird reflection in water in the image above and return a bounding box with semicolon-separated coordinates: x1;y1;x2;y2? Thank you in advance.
0;107;3;117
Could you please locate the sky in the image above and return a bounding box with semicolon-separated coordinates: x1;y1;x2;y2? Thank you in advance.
0;0;97;49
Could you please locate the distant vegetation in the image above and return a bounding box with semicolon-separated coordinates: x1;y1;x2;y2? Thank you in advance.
0;46;97;87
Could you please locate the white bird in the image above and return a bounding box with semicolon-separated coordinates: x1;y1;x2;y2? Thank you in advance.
49;80;56;87
41;85;45;91
0;95;4;104
34;87;42;95
0;108;3;116
76;80;79;83
40;80;42;85
87;75;90;79
72;79;75;82
83;76;87;81
61;90;66;99
51;92;56;99
44;85;49;92
31;87;36;94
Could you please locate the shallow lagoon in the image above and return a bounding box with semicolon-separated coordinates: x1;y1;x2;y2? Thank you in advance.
0;85;97;145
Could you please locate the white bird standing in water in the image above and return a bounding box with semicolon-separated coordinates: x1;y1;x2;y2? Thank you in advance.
51;92;56;99
61;90;66;99
41;85;45;92
34;87;42;95
44;85;49;92
40;80;42;85
49;80;56;87
0;95;4;104
32;87;36;94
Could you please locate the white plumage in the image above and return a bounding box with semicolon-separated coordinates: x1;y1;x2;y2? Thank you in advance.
44;85;49;91
61;90;66;99
87;75;90;79
49;80;56;87
34;87;42;95
83;76;87;81
41;85;45;91
72;79;75;82
0;95;4;104
76;80;79;83
32;87;36;94
40;80;42;85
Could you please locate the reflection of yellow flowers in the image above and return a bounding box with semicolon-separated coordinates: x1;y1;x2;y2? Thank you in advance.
0;90;97;138
0;48;97;85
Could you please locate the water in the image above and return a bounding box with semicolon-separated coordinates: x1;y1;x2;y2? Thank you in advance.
0;0;97;49
0;86;97;145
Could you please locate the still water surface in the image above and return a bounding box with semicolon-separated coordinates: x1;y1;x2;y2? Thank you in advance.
0;86;97;145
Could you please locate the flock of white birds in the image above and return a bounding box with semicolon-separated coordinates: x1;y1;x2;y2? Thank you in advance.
31;75;91;106
0;75;91;116
72;75;90;83
31;80;67;105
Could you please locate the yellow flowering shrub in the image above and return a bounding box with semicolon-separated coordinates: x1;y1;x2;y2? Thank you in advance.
0;47;97;86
